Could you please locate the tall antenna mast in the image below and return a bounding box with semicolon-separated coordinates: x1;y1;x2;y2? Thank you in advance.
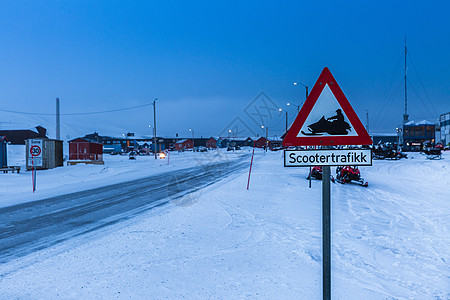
403;36;409;124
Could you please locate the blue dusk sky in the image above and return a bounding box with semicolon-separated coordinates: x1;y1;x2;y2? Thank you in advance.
0;1;449;139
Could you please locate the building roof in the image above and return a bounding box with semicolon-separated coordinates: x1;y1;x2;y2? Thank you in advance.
416;120;435;125
404;120;436;126
0;126;47;145
175;139;192;144
68;137;103;144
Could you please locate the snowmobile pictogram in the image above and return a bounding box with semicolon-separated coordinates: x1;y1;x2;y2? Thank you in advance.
335;166;368;187
301;109;351;136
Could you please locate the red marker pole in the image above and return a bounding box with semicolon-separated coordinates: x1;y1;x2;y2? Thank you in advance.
247;141;256;190
31;157;35;193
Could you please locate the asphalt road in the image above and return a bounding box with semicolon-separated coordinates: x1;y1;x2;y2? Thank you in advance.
0;157;249;265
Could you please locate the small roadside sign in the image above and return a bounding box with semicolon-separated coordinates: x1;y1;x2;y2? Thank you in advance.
284;149;372;167
28;139;43;167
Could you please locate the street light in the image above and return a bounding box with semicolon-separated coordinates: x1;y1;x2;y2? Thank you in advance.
293;81;309;104
153;98;158;159
261;125;268;151
287;102;301;113
279;108;288;134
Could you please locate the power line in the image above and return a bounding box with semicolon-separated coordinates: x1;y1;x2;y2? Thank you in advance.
0;103;153;116
407;78;435;119
371;50;404;131
407;51;439;116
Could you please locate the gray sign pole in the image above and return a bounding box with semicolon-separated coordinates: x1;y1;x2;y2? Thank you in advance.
284;147;372;299
322;165;331;300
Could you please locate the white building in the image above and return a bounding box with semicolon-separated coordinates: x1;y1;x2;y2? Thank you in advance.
440;112;450;146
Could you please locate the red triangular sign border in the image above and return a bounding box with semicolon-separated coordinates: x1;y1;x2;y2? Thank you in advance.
283;67;372;146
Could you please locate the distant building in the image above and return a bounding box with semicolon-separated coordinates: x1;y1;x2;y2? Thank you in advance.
440;112;450;146
217;138;231;148
0;126;47;145
205;137;217;149
0;136;7;168
83;132;162;153
68;138;104;164
255;137;268;148
236;137;254;147
174;139;194;151
403;120;436;151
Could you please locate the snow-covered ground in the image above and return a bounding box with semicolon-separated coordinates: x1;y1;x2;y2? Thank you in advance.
0;149;449;299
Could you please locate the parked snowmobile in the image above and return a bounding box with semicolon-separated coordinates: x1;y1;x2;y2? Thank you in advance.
335;166;368;187
307;166;335;183
373;143;407;160
423;147;442;160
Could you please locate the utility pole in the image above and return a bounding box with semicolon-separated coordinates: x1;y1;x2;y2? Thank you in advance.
366;110;369;134
153;98;158;159
285;111;288;134
56;98;60;140
294;82;309;107
403;36;409;124
265;126;268;152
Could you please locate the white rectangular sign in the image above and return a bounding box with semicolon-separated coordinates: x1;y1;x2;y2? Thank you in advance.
284;149;372;167
28;139;43;167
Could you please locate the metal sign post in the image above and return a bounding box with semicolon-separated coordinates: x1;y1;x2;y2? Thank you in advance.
285;148;371;299
29;140;42;193
322;164;331;300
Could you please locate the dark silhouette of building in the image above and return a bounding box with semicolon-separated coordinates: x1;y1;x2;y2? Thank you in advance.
0;126;47;145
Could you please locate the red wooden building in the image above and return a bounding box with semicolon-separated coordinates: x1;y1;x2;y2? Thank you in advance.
68;138;104;165
174;139;194;151
255;137;269;148
205;137;217;149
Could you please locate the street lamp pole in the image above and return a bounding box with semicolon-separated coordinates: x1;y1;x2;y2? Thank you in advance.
294;82;309;105
279;108;289;135
285;111;288;133
265;126;268;152
287;102;301;113
153;98;158;159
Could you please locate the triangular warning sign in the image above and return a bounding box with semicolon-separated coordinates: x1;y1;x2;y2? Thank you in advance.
283;67;372;146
